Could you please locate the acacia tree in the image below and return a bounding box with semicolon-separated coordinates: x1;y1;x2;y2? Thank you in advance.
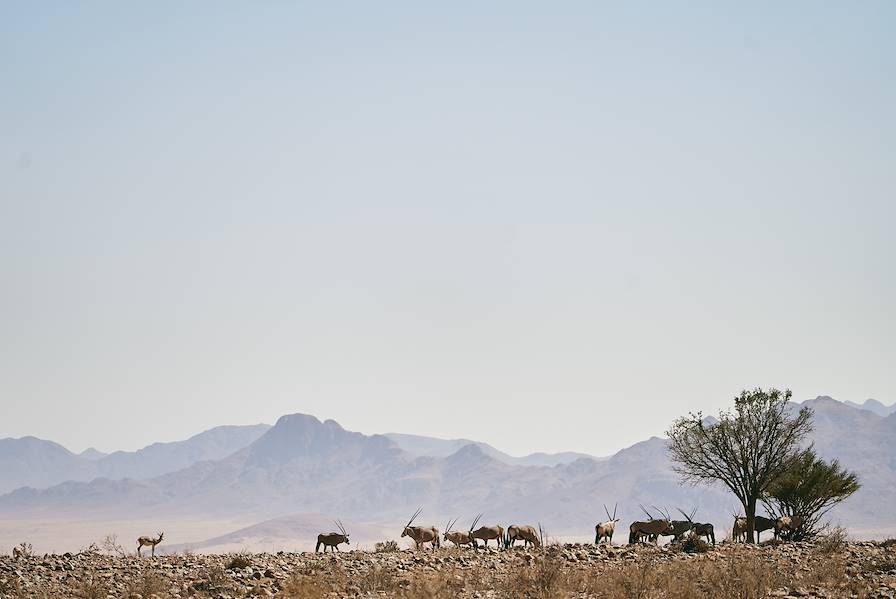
666;388;813;543
763;447;859;540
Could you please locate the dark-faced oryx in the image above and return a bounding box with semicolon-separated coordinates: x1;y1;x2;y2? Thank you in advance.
443;518;474;548
628;506;674;544
505;524;541;548
676;508;714;545
316;520;350;552
400;507;440;550
774;515;805;540
732;514;777;543
468;514;505;550
595;503;619;544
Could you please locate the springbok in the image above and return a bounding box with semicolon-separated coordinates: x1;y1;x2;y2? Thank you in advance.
505;524;541;548
137;532;164;557
400;507;440;551
316;520;350;552
629;506;673;544
595;503;619;544
732;515;777;543
443;518;474;548
774;515;804;540
676;508;714;545
468;514;505;550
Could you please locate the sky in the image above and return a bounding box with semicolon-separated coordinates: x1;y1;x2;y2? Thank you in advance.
2;2;894;457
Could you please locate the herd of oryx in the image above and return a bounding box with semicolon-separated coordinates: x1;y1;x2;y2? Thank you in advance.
313;505;806;552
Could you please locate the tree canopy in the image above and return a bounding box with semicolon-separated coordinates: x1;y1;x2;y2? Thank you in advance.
667;387;813;543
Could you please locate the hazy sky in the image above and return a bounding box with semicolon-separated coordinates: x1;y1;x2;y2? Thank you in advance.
2;2;894;457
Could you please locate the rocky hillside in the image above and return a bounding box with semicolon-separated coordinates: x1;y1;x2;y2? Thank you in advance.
1;541;895;598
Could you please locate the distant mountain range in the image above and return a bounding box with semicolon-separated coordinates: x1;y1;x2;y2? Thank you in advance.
842;398;896;418
0;396;892;552
0;424;270;495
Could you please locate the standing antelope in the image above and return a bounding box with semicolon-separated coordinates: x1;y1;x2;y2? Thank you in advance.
400;507;440;551
732;514;777;543
468;514;505;550
774;515;804;540
629;506;673;544
667;507;697;541
137;532;164;557
505;524;541;548
316;520;350;552
595;503;619;544
676;508;714;545
443;518;474;548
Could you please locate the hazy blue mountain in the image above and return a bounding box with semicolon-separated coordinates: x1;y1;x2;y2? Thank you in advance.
0;424;270;494
384;432;600;467
843;398;896;417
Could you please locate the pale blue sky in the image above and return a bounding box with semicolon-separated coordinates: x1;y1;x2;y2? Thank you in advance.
2;2;894;456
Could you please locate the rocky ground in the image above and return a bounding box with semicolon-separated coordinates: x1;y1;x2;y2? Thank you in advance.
2;540;895;598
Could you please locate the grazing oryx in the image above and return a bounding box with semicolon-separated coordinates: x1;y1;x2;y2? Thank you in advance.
676;508;715;545
595;503;619;544
468;514;505;550
443;518;474;548
665;506;696;541
137;532;164;557
629;506;674;544
400;507;440;551
505;524;541;548
732;515;777;543
774;515;805;540
316;520;350;552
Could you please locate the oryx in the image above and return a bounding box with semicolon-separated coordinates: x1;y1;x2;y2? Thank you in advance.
732;514;777;543
595;503;619;544
468;514;505;550
628;505;674;544
505;524;541;548
676;508;714;545
443;518;474;548
316;520;350;553
400;507;440;551
774;515;804;541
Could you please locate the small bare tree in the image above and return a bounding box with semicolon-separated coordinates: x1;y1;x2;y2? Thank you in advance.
667;388;812;543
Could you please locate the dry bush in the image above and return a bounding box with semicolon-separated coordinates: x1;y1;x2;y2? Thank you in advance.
101;532;129;557
815;526;848;555
879;538;896;548
673;536;712;554
505;556;568;599
190;564;231;594
358;564;397;593
125;569;169;597
375;540;399;552
226;551;253;570
278;572;327;598
71;576;110;599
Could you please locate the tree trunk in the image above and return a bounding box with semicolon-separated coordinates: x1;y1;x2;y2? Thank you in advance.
746;497;757;544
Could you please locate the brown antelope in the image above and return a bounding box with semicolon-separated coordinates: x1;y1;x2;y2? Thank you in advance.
629;506;673;544
732;514;777;543
468;514;505;550
12;546;23;559
137;532;164;557
443;518;474;548
667;506;697;541
316;520;350;552
400;507;440;551
774;515;804;540
676;508;714;545
505;524;541;548
595;503;619;544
